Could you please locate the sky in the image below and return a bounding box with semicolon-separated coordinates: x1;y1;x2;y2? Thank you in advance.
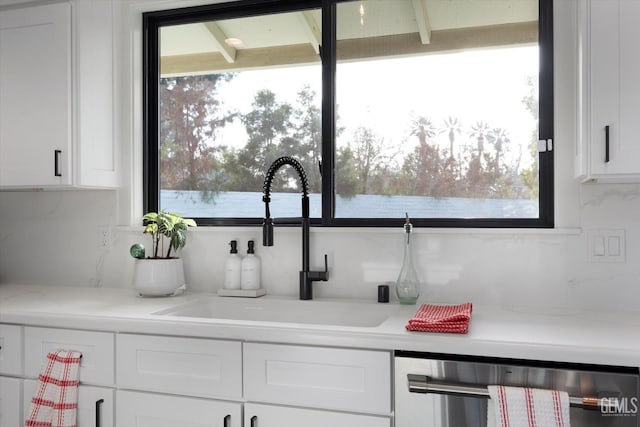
212;45;538;166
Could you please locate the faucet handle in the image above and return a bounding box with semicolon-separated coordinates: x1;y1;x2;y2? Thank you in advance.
307;254;329;283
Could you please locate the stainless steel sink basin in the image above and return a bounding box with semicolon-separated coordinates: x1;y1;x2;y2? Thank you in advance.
153;296;398;327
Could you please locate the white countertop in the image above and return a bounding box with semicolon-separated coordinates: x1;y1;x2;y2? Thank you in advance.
1;284;639;368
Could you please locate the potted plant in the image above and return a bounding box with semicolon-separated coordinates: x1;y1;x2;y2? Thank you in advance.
130;211;197;296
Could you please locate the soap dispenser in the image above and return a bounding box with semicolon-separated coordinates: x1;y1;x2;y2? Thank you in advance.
241;240;261;290
224;240;242;290
396;213;420;304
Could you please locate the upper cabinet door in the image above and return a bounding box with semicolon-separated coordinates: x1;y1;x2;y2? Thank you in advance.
578;0;640;182
0;3;72;187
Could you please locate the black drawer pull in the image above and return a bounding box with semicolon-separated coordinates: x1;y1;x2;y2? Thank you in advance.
605;125;610;163
223;414;231;427
54;150;62;177
95;398;104;427
251;415;258;427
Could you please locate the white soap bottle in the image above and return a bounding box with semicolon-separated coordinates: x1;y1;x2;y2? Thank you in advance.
241;240;261;290
224;240;242;290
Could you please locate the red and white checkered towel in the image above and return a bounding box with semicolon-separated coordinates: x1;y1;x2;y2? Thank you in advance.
487;385;571;427
25;350;82;427
405;302;473;333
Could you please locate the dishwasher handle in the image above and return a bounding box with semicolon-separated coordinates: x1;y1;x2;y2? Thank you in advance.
408;374;611;411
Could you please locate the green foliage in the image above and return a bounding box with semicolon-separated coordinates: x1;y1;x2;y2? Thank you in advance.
159;74;540;204
143;211;197;259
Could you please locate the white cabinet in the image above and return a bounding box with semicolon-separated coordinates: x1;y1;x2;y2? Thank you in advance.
24;380;114;427
0;325;23;426
24;327;115;386
0;377;22;427
0;324;22;375
116;334;243;426
116;390;242;427
244;403;390;427
116;334;242;399
577;0;640;182
0;0;117;188
0;2;72;187
244;342;391;415
244;343;391;426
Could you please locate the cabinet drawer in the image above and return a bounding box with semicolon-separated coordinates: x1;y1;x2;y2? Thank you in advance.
24;327;114;386
244;343;391;414
0;324;22;375
116;390;241;427
116;334;242;399
24;380;114;427
0;377;22;427
244;402;391;427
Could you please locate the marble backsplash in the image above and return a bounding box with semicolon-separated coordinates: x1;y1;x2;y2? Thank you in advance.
0;183;638;312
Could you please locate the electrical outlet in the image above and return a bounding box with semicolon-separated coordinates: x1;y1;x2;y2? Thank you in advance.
587;229;625;263
98;227;114;250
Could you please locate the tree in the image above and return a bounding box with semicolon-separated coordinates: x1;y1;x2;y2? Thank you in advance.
350;127;385;194
238;89;293;191
291;85;322;192
159;74;235;194
405;116;444;196
335;146;359;198
487;127;510;175
441;116;462;158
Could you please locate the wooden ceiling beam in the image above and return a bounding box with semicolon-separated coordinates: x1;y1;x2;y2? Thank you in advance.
203;21;236;63
411;0;432;44
298;11;322;55
160;22;537;77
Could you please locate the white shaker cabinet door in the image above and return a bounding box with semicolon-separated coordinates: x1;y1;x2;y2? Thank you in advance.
0;324;22;376
24;380;114;427
0;377;22;427
0;2;72;187
244;343;391;414
578;0;640;181
244;403;390;427
116;390;241;427
24;327;115;386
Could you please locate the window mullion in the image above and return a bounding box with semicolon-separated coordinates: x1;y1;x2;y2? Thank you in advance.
321;0;337;225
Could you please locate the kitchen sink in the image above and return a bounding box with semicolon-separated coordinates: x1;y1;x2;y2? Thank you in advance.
153;296;399;327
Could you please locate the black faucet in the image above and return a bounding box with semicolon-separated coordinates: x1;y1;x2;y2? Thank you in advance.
262;156;329;300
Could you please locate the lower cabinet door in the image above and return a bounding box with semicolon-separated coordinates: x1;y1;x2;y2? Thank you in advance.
116;390;242;427
24;380;114;427
0;377;22;427
244;403;391;427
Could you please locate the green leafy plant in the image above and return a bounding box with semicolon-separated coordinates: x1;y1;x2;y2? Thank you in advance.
143;211;197;259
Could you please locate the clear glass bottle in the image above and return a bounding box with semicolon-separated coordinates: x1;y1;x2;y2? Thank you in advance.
396;213;420;304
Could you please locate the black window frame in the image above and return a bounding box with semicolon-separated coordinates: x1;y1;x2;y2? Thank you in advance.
143;0;554;228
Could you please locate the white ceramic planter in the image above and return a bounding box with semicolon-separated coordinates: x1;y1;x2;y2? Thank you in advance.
132;258;185;296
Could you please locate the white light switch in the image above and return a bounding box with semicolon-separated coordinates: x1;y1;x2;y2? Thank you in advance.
608;236;620;256
594;236;605;256
587;229;625;263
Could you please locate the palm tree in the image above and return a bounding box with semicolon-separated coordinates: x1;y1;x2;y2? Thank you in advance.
441;116;461;159
469;121;490;157
487;127;510;174
410;116;436;145
408;116;438;195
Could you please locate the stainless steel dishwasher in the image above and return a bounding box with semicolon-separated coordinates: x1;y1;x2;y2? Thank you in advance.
395;351;639;427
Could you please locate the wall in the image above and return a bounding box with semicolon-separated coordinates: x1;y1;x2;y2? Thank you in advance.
1;1;639;312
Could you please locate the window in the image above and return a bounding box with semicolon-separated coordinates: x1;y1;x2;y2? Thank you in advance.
144;0;553;227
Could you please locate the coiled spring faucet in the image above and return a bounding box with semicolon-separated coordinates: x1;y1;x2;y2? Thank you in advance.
262;156;329;300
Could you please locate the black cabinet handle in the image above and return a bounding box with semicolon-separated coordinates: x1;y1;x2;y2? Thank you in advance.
251;415;258;427
605;125;610;163
95;398;104;427
54;150;62;177
223;414;231;427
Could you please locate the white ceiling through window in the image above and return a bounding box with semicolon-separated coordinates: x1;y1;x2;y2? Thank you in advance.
160;0;538;76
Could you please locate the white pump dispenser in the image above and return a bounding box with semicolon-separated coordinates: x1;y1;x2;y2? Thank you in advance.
241;240;261;290
223;240;242;290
